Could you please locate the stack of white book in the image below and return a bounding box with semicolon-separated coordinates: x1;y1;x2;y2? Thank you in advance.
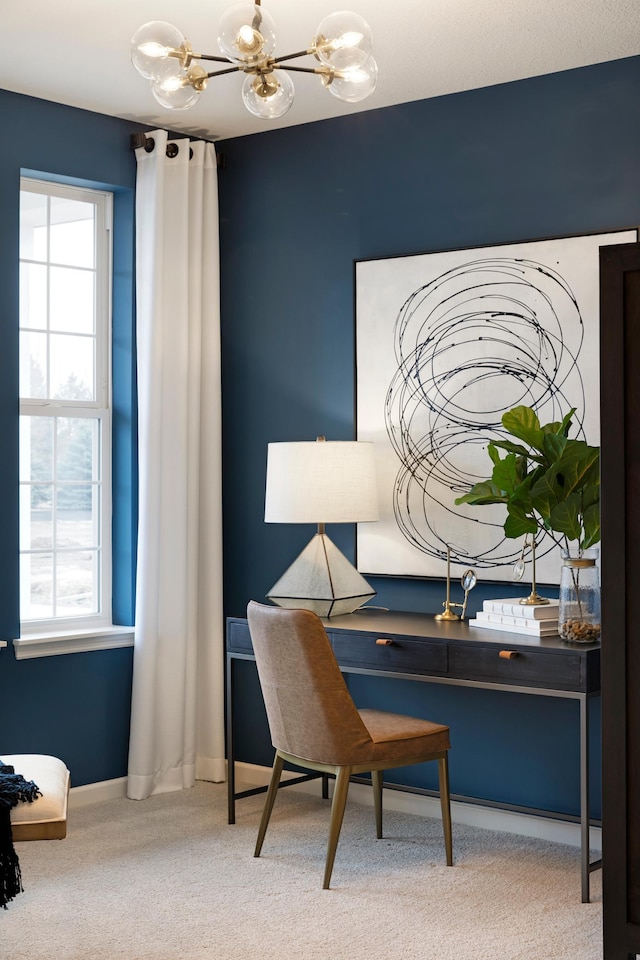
469;598;560;636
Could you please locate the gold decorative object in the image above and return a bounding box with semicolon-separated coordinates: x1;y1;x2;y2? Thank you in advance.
513;538;550;606
436;546;477;621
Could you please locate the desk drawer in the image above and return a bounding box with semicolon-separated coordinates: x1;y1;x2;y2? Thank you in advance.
330;631;447;676
449;644;583;689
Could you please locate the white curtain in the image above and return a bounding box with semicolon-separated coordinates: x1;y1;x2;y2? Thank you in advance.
127;129;226;799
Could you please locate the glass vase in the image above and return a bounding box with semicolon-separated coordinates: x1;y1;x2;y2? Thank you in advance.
559;549;601;643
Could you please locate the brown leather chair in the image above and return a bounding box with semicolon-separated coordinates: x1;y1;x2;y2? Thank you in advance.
246;600;453;888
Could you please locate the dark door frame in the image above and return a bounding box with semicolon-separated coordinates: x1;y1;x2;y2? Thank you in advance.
600;240;640;960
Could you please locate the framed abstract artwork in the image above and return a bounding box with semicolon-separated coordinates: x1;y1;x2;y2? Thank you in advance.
355;229;638;583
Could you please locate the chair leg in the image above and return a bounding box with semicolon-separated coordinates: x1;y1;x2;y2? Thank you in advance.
254;752;285;858
371;770;383;839
438;754;453;866
323;766;351;889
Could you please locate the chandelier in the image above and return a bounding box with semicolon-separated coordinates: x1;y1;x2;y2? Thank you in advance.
130;2;377;120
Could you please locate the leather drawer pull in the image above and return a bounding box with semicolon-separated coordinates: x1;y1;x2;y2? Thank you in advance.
376;638;394;646
499;650;518;659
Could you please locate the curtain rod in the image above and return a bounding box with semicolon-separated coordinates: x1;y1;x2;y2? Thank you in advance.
130;133;225;167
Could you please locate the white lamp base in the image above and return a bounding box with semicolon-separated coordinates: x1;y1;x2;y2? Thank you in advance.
266;532;376;617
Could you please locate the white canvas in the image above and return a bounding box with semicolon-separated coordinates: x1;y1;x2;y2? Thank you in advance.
356;230;636;583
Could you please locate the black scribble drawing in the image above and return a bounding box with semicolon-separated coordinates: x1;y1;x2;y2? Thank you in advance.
384;257;587;571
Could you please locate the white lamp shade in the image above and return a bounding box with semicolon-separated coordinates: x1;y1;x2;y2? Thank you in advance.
264;440;378;524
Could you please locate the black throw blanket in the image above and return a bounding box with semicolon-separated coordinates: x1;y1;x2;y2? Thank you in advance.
0;761;41;908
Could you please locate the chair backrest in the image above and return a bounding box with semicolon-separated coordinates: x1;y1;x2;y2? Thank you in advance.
247;601;374;765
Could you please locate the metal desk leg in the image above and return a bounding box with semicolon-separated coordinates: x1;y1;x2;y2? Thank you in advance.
226;654;236;825
580;693;590;903
580;692;603;903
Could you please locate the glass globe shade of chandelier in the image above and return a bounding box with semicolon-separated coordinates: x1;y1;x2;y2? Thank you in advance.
130;3;377;121
242;70;295;119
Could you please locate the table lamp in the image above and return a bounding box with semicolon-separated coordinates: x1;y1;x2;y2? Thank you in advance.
264;436;379;617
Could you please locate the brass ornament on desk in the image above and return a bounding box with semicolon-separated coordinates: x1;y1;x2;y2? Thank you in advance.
435;545;477;621
513;537;550;606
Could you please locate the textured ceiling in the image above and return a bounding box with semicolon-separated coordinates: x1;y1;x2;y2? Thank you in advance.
2;0;639;140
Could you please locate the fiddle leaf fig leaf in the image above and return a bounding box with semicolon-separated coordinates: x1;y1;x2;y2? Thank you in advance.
581;480;600;512
487;442;502;466
542;432;567;465
548;493;583;541
549;442;600;498
541;408;575;440
502;406;545;452
582;503;601;548
529;472;561;520
490;438;544;462
504;509;537;539
490;452;523;497
560;408;576;437
454;481;507;506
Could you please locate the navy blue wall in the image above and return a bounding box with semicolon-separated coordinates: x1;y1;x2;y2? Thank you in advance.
219;56;640;818
0;89;141;785
1;56;639;808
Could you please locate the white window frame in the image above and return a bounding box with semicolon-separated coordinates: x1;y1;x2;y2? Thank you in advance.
14;177;132;659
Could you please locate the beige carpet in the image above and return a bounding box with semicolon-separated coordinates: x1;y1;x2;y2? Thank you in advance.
3;782;601;960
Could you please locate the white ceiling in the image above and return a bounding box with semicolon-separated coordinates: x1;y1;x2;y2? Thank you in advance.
2;0;639;141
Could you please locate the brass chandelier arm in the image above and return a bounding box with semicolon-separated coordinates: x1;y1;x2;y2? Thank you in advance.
275;64;331;75
165;46;233;66
268;48;315;62
204;65;243;79
195;53;238;63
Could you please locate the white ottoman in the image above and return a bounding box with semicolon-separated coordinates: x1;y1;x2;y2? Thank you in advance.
4;754;70;841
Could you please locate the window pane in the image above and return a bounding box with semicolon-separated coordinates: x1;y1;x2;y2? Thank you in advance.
19;191;48;262
50;197;95;268
50;266;95;334
56;492;96;549
19;416;53;482
19;330;48;398
56;418;98;482
24;485;54;550
50;334;94;400
20;262;47;330
56;550;98;615
56;479;95;528
21;552;53;620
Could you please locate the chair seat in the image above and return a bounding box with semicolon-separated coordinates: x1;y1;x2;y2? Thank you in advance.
4;754;70;841
358;708;450;764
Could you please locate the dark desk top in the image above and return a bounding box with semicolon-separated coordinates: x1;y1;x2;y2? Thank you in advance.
321;607;600;655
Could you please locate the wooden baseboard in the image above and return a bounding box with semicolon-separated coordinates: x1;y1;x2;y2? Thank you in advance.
69;777;128;807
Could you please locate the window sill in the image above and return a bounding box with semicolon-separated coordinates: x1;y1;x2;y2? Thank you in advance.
12;626;134;660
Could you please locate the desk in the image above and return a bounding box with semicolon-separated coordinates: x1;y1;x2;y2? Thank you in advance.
226;609;601;902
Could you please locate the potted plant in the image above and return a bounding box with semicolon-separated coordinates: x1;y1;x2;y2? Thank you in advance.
455;405;601;641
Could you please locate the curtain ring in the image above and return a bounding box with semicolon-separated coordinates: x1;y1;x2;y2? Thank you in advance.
166;142;179;159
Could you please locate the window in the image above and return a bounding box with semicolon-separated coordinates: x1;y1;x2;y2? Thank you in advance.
18;179;113;634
